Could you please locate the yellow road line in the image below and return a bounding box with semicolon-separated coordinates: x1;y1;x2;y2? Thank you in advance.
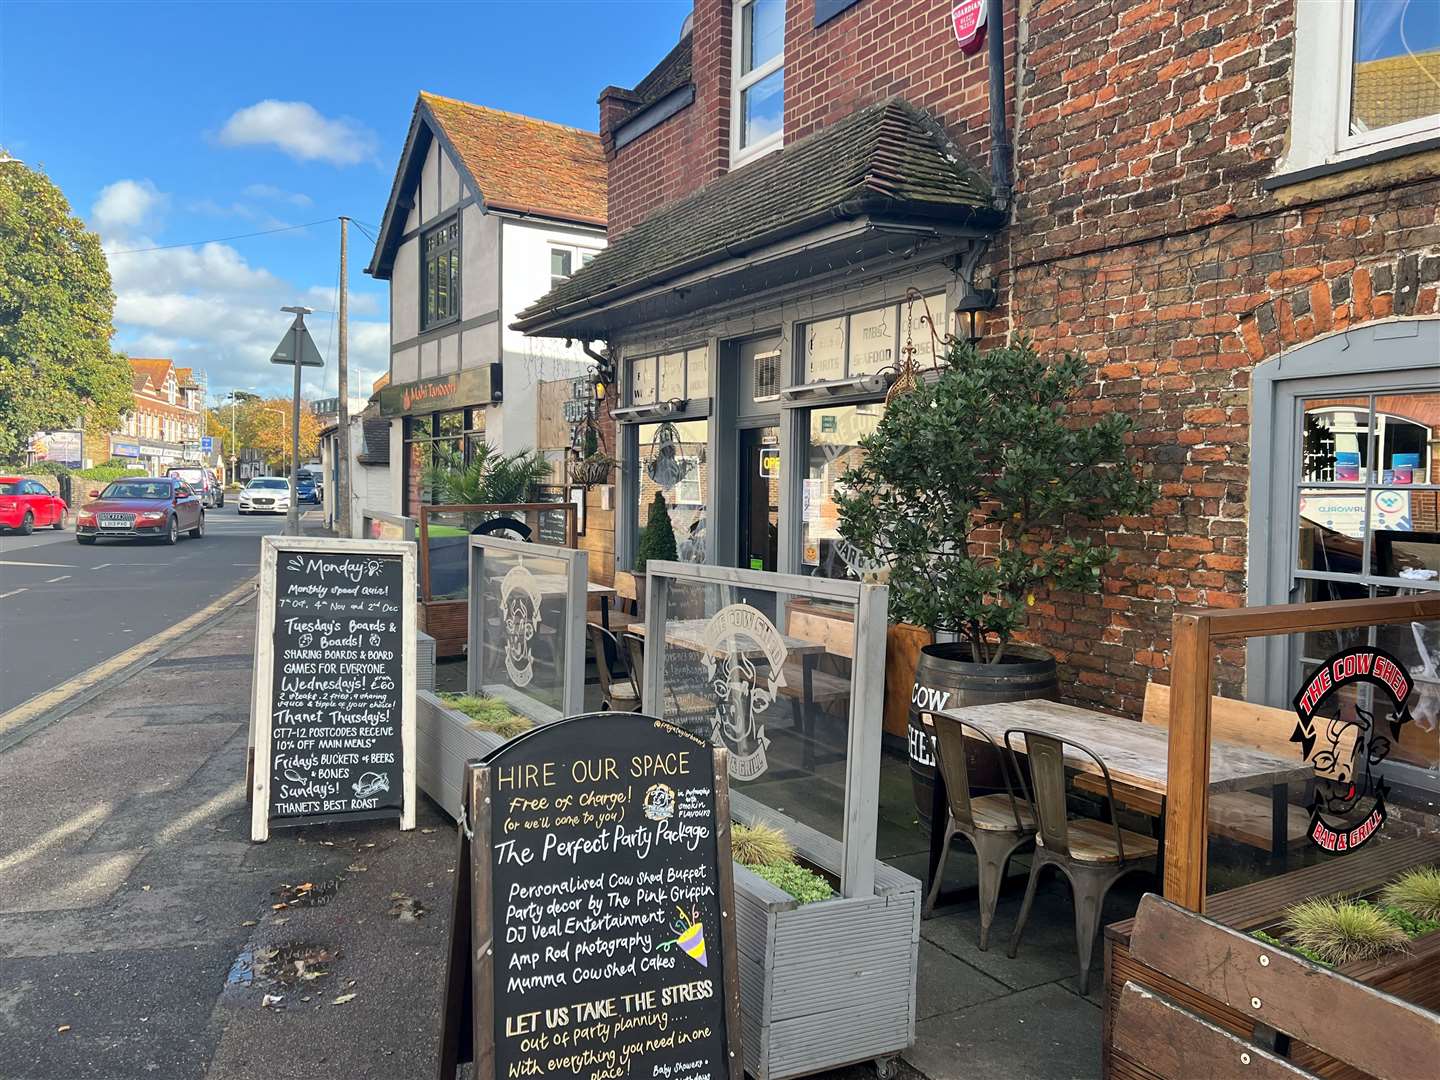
0;577;256;738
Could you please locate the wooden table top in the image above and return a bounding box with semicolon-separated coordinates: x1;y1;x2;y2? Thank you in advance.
630;619;826;658
524;574;616;598
940;699;1313;796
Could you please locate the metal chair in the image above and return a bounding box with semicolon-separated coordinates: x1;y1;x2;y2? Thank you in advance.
1003;727;1159;995
588;623;639;711
923;712;1035;948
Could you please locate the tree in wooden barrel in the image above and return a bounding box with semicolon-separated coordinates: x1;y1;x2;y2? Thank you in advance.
836;339;1156;824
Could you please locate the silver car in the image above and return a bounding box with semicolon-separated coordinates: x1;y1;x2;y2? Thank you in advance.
238;476;292;515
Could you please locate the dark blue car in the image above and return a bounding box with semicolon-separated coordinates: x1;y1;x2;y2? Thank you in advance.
296;474;319;503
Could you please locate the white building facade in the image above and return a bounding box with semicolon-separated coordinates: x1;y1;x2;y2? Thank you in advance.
365;92;607;519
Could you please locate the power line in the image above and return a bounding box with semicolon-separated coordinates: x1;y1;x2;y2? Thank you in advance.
105;217;335;255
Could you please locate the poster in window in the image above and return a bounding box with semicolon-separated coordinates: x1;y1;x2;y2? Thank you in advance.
659;352;685;402
631;356;656;405
903;293;949;367
685;347;710;400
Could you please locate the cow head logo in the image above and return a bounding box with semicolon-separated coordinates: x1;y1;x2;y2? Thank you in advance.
499;563;543;687
1292;646;1415;853
701;603;787;781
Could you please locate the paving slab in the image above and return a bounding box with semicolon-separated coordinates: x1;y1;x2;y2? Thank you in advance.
905;982;1103;1080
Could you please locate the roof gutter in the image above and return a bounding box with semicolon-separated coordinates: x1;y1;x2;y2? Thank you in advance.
987;0;1013;211
515;194;1001;334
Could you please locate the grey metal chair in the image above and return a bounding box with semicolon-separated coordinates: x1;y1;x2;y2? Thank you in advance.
1003;727;1159;995
923;712;1035;948
588;623;639;711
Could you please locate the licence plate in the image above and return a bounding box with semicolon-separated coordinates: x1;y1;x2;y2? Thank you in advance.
99;513;134;528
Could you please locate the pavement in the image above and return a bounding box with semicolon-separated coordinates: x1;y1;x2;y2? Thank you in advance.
0;503;288;713
0;511;1123;1079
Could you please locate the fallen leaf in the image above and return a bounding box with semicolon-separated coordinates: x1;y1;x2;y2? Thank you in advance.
141;885;151;892
241;920;257;927
319;841;334;847
272;903;287;911
420;828;435;834
56;1025;71;1034
331;993;356;1005
346;863;368;873
262;994;284;1008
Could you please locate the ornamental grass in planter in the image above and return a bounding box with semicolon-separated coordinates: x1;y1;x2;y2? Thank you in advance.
837;339;1155;815
1380;865;1440;922
437;693;533;738
730;821;833;905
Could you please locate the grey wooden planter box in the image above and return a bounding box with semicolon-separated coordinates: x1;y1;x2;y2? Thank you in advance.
415;689;509;821
731;805;920;1080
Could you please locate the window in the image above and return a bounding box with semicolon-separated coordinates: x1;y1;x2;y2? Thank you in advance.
801;404;885;579
731;0;785;164
636;419;710;564
422;218;460;329
626;346;711;406
1283;0;1440;176
550;245;600;287
802;294;946;382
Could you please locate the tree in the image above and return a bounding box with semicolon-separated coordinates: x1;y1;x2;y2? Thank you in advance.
635;491;678;572
207;395;318;470
836;340;1156;664
422;441;553;506
0;160;132;461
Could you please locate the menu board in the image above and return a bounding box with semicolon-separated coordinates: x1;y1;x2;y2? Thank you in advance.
251;538;416;841
450;714;741;1079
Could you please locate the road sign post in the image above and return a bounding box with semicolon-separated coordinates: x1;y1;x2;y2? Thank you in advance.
270;306;322;536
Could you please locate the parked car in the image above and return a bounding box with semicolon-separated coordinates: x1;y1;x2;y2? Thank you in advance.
166;466;224;509
238;476;292;515
296;473;319;503
75;477;204;545
0;476;67;534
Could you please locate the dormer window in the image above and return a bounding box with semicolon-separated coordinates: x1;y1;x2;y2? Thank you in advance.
731;0;785;165
422;217;460;329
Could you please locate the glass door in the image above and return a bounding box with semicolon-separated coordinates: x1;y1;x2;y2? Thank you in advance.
738;425;780;571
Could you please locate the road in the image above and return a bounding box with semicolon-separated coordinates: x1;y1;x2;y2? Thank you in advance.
0;505;288;714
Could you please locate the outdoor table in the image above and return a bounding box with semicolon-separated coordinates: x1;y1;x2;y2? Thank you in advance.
926;699;1315;899
527;575;617;628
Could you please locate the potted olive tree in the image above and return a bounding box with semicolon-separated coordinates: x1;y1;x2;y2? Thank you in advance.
837;339;1155;817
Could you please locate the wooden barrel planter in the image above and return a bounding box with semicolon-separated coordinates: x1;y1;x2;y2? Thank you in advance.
1104;836;1440;1080
907;643;1058;826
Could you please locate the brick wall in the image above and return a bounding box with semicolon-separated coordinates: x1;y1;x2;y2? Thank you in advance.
1004;0;1440;713
602;0;1017;235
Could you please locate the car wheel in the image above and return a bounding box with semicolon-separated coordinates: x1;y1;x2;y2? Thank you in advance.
164;515;179;545
19;511;34;536
78;535;96;545
190;513;204;539
52;514;65;530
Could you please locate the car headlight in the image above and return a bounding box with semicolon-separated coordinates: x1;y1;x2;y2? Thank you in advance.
78;511;96;524
138;511;166;522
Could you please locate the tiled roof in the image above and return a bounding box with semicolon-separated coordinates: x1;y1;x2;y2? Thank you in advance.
630;35;692;113
1352;49;1440;132
356;406;390;467
128;357;173;390
515;98;997;330
421;93;607;225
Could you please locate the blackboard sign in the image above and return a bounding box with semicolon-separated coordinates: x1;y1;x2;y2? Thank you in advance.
250;536;417;842
439;712;742;1079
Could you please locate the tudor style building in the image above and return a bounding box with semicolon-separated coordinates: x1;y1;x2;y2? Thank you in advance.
366;92;607;518
516;0;1440;756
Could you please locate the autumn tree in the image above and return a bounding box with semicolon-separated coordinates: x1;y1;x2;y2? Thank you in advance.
206;394;319;471
0;159;132;460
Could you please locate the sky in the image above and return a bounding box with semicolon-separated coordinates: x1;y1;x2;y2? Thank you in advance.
0;0;690;405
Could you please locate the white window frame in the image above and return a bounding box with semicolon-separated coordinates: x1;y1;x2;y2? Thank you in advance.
549;243;601;288
730;0;785;167
1284;0;1440;175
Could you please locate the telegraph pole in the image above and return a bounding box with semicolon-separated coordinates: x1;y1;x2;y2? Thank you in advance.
279;305;313;536
337;217;352;536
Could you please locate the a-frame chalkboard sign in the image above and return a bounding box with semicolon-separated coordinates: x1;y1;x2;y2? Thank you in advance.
438;712;744;1080
250;535;418;842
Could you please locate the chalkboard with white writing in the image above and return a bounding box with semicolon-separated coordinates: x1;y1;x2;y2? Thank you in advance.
443;712;742;1079
250;536;416;842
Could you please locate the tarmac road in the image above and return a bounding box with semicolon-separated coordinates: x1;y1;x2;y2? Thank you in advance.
0;503;290;714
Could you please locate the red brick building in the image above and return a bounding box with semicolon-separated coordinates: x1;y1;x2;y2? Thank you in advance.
517;0;1439;747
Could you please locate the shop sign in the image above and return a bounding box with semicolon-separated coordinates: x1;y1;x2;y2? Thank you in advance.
758;448;781;478
1291;645;1415;853
112;440;141;459
951;0;987;55
702;604;788;781
378;364;501;418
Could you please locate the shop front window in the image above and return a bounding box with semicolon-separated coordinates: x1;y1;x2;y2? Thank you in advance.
801;404;883;578
636;419;709;564
403;408;487;516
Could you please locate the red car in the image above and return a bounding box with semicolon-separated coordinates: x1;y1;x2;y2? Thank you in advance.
0;476;67;534
75;476;204;545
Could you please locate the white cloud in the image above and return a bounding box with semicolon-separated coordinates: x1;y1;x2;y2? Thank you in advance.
218;100;377;166
243;183;314;207
92;179;165;233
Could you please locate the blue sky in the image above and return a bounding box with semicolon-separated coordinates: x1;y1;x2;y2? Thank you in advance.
1;0;689;402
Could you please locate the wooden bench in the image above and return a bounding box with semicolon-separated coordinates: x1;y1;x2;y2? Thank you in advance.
1111;892;1440;1080
1073;683;1312;851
